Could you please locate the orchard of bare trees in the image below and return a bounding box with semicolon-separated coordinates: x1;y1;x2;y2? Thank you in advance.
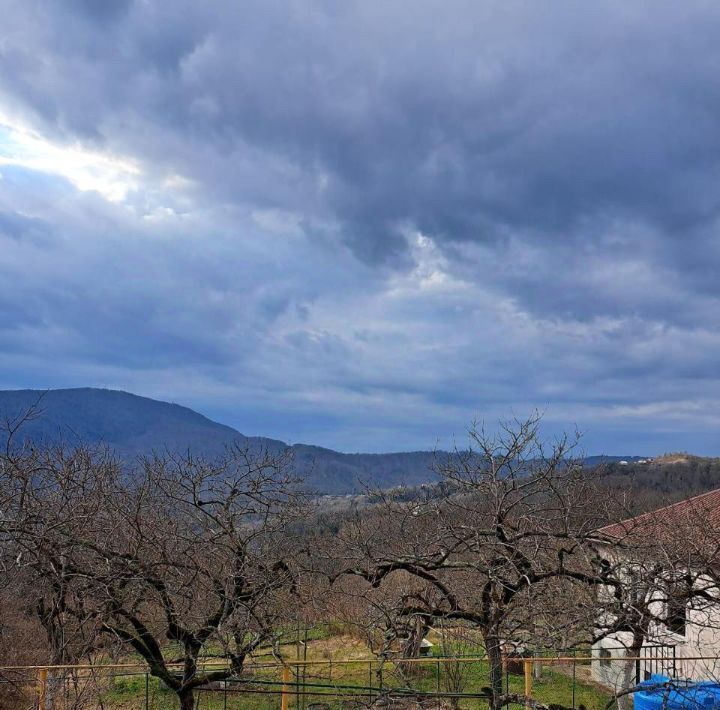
1;408;720;709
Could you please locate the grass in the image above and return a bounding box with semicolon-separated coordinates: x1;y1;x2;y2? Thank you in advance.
92;629;613;709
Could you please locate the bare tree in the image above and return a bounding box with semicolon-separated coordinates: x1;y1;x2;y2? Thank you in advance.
0;404;117;707
5;440;309;710
323;414;613;710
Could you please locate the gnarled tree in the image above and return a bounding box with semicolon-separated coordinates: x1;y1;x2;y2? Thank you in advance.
6;440;309;710
325;414;613;710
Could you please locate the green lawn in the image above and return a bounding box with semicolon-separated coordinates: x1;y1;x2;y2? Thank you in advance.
88;626;614;709
101;655;612;709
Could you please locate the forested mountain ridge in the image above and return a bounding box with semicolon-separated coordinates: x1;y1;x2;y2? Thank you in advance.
0;388;690;495
0;388;438;493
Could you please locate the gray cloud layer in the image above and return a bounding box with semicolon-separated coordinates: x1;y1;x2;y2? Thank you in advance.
1;0;720;453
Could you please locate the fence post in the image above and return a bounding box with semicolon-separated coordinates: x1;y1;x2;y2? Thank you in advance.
503;653;509;696
281;666;290;710
145;673;149;710
524;659;533;710
37;668;48;710
572;651;576;710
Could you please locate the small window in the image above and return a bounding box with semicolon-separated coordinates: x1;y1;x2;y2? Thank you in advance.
599;648;612;668
667;596;687;636
666;580;688;637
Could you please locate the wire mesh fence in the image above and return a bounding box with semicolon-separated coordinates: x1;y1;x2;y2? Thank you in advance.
7;651;720;709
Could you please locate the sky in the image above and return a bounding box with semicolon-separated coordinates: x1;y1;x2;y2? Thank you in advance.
1;0;720;454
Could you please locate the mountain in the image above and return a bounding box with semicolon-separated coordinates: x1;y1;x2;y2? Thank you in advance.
0;388;438;493
0;388;659;494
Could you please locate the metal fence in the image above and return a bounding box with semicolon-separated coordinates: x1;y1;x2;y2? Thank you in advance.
636;645;679;683
5;652;720;709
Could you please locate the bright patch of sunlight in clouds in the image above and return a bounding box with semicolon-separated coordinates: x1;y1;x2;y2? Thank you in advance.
0;112;140;202
387;232;468;297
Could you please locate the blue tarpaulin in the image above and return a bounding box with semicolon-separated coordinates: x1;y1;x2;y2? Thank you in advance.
634;675;720;710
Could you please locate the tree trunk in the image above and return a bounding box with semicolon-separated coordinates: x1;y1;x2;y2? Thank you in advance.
484;633;504;710
533;660;543;681
400;616;429;658
178;688;195;710
617;631;644;710
395;616;430;678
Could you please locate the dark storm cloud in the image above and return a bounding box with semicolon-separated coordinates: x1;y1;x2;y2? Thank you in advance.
5;2;720;284
3;0;720;452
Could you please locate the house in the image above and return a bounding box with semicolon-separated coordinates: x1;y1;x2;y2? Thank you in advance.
591;488;720;690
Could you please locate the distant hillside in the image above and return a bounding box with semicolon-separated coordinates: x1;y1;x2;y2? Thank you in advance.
0;388;671;495
0;388;437;493
0;387;275;455
600;454;720;516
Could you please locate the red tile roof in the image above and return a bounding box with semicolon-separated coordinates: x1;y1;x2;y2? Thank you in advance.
597;486;720;541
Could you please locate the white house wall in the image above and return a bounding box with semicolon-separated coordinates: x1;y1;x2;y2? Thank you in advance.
591;602;720;688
